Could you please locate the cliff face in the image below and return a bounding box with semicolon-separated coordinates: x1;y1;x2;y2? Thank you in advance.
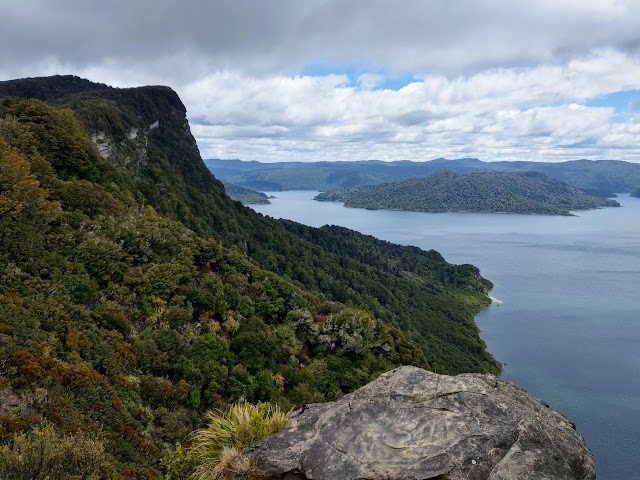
247;366;595;480
0;75;234;237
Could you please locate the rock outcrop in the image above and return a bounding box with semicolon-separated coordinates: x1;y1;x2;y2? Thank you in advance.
246;366;595;480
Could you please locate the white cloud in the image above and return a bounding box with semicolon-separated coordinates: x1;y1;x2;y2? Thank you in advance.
2;1;640;162
182;50;640;162
358;74;384;90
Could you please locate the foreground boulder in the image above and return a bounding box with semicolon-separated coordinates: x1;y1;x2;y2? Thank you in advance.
246;366;595;480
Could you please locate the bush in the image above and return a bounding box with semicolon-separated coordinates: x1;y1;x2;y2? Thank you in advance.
0;422;106;480
187;402;289;480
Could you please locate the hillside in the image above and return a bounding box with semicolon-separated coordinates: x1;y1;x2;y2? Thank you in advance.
632;188;640;198
222;181;271;204
208;160;400;191
315;170;620;215
207;157;640;195
0;76;499;477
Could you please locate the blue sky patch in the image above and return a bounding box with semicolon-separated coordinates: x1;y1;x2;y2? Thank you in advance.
519;95;634;123
585;89;640;112
376;74;416;91
298;64;415;91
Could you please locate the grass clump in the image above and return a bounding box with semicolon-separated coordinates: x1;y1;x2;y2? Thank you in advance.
188;402;290;480
0;422;106;480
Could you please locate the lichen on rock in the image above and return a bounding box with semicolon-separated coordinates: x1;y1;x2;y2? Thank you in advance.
246;366;595;480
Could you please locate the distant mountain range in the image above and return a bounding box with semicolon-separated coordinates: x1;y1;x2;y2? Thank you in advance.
205;158;640;196
314;170;620;216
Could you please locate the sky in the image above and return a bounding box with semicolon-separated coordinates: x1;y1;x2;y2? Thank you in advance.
2;0;640;163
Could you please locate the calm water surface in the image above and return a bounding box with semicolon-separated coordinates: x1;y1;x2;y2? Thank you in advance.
252;191;640;480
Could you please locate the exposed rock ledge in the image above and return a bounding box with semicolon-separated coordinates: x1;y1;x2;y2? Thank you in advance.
246;366;595;480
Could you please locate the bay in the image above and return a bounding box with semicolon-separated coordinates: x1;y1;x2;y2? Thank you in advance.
252;191;640;480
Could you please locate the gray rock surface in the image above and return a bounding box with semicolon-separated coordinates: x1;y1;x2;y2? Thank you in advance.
246;366;595;480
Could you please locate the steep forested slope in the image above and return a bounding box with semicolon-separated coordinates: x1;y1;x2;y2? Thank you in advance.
0;76;497;374
0;75;499;477
316;170;619;215
0;91;427;478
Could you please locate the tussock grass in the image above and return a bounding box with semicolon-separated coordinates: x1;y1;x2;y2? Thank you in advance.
188;402;289;480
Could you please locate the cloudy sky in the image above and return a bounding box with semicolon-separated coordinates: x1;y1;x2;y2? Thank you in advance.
2;0;640;162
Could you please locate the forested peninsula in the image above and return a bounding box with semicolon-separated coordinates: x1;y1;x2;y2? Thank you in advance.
315;170;620;215
0;76;498;477
222;181;271;204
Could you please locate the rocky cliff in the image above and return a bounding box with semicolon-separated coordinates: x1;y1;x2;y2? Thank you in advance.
246;366;595;480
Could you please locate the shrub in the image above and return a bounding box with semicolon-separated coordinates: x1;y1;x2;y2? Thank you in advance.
0;422;106;480
187;402;289;480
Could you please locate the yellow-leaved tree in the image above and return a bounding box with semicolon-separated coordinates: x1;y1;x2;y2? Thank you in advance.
0;138;61;223
0;136;62;260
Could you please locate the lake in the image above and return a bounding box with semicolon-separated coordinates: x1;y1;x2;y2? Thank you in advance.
252;191;640;480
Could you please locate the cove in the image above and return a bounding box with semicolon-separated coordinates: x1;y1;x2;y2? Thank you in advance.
252;191;640;480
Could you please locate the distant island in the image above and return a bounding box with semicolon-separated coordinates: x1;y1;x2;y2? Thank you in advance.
222;181;271;204
315;170;620;215
632;188;640;198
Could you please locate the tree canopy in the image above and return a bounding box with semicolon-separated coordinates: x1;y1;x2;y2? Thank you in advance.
315;170;620;215
0;76;501;478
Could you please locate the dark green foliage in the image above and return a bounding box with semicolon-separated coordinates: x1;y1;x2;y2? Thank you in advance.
0;76;503;477
264;222;498;374
0;96;428;477
0;75;498;374
0;75;110;102
9;101;93;174
316;170;620;215
0;202;424;476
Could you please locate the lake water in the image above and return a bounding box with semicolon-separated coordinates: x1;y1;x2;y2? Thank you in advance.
252;191;640;480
